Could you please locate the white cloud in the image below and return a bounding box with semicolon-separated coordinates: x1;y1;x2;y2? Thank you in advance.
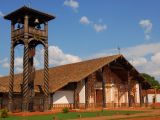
64;0;79;10
79;16;107;32
139;19;152;32
48;45;81;66
2;62;9;68
151;52;160;64
14;57;23;67
129;57;147;67
13;57;23;73
0;11;4;17
15;67;23;73
0;58;9;69
123;43;160;57
139;60;160;81
0;58;8;64
93;24;107;32
139;19;152;40
34;45;81;67
80;16;90;25
34;57;40;68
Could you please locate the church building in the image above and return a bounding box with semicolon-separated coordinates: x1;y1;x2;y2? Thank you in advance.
0;54;150;112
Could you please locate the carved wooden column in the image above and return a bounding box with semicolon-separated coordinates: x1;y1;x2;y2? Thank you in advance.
74;83;79;109
22;42;29;111
22;15;29;112
139;82;143;107
8;22;15;112
102;67;107;108
128;72;131;107
85;78;89;109
44;43;49;111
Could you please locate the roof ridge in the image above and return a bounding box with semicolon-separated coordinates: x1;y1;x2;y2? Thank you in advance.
49;54;122;69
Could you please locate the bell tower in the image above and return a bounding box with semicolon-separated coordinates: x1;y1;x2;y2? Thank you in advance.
4;6;55;112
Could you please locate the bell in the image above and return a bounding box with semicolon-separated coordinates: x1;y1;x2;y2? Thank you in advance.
34;18;39;24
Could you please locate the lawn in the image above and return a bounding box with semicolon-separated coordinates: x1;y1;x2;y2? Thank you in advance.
2;110;144;120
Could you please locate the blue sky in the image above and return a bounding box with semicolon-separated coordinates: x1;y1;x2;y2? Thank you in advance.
0;0;160;81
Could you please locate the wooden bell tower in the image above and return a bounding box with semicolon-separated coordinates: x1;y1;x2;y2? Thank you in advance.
4;6;55;112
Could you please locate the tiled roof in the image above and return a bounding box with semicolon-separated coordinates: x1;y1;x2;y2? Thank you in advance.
0;54;148;93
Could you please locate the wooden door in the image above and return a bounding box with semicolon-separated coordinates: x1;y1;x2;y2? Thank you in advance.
96;90;102;107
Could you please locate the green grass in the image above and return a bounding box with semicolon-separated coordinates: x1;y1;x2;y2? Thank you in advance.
1;110;144;120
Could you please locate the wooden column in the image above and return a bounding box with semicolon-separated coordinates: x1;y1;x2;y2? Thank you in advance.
128;72;131;107
50;93;54;109
102;67;107;108
145;89;148;107
139;82;143;107
85;78;89;109
43;21;49;111
8;38;14;112
74;83;79;109
22;15;29;112
44;43;49;111
45;22;48;36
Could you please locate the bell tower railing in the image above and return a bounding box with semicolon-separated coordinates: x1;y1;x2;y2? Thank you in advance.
12;27;47;38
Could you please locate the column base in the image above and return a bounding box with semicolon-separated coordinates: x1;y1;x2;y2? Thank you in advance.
8;100;13;112
102;103;107;109
22;101;29;112
44;97;49;111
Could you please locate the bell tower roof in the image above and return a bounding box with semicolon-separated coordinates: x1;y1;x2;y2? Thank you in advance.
4;6;55;23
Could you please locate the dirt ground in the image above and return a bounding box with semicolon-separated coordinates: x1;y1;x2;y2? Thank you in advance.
75;109;160;120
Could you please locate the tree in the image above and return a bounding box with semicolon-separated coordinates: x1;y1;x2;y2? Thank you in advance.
141;73;160;103
141;73;160;89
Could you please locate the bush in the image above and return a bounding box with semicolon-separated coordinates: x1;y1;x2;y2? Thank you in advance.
52;116;58;120
77;114;81;118
62;107;69;113
1;109;8;118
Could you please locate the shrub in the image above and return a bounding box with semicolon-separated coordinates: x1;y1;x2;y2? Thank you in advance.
62;107;69;113
52;116;58;120
1;109;8;118
77;114;81;118
97;112;101;116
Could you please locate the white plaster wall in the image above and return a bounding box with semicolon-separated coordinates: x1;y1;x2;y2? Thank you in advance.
136;83;140;103
126;91;128;103
111;85;114;102
79;82;85;103
53;90;74;104
148;94;160;103
119;85;125;103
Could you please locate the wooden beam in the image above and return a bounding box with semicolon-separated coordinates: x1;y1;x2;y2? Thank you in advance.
74;83;79;109
139;82;143;107
128;72;132;107
145;89;148;107
85;78;89;109
102;67;107;108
